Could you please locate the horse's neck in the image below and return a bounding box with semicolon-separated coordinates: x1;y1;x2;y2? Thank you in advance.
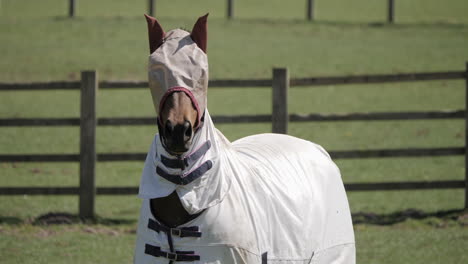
150;192;201;228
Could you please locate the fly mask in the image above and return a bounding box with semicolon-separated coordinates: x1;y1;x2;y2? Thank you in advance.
145;14;209;154
141;14;233;215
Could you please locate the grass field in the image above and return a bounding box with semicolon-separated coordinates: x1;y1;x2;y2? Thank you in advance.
1;0;468;263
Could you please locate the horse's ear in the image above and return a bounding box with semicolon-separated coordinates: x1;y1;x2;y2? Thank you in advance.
144;14;165;54
191;14;208;54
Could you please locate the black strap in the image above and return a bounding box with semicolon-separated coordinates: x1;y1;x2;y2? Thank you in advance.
262;252;268;264
145;244;200;262
161;140;211;169
148;219;202;238
156;160;212;185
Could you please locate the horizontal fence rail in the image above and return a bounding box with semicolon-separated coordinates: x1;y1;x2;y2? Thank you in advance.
0;180;464;196
289;110;465;121
291;71;467;86
0;79;272;90
0;81;81;90
345;180;465;191
0;147;464;163
329;147;465;159
1;66;467;217
0;187;138;195
1;71;465;90
0;110;465;127
0;153;147;162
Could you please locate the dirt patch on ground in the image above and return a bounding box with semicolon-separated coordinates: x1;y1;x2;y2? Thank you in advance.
457;211;468;226
81;226;126;236
34;228;58;238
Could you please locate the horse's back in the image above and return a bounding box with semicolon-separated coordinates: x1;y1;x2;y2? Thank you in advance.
231;133;355;263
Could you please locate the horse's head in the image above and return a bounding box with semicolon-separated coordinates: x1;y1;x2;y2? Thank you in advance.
145;14;208;155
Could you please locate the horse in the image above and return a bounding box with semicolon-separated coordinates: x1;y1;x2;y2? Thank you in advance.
134;14;355;264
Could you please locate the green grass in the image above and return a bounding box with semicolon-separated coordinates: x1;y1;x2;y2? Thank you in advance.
1;0;468;263
1;19;467;81
1;1;468;81
355;223;468;264
1;220;467;264
0;223;136;264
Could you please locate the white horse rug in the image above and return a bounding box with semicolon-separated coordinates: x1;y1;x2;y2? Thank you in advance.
134;14;355;264
134;112;355;263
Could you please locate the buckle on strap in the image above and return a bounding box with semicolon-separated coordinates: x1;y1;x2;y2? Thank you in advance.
148;219;202;238
165;252;177;261
171;228;181;237
145;244;200;262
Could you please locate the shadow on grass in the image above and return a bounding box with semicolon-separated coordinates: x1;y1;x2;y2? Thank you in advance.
0;216;23;225
30;212;136;226
0;212;136;226
352;208;468;226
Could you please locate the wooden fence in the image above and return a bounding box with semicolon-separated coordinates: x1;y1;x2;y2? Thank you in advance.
1;65;467;218
66;0;397;23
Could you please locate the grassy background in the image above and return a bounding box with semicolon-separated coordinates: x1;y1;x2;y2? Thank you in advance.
1;0;468;263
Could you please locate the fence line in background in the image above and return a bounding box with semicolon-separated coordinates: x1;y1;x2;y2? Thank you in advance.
1;66;467;218
64;0;398;23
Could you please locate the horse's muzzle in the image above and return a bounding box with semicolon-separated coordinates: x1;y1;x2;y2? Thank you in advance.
162;120;193;154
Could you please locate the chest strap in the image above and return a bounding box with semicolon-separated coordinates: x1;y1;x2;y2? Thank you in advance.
161;140;211;169
145;244;200;262
147;218;202;238
156;160;212;185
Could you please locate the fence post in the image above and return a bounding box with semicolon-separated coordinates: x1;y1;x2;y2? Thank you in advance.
69;0;76;18
148;0;155;17
387;0;395;23
227;0;234;19
465;62;468;209
272;68;289;134
79;70;97;219
307;0;314;21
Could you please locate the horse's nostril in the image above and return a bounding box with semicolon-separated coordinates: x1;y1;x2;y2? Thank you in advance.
184;121;192;139
165;121;173;136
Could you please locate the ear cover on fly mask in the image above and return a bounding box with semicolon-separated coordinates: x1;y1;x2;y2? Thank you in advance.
144;14;165;54
145;14;209;129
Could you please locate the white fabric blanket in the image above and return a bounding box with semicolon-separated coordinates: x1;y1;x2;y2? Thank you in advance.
134;111;355;264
